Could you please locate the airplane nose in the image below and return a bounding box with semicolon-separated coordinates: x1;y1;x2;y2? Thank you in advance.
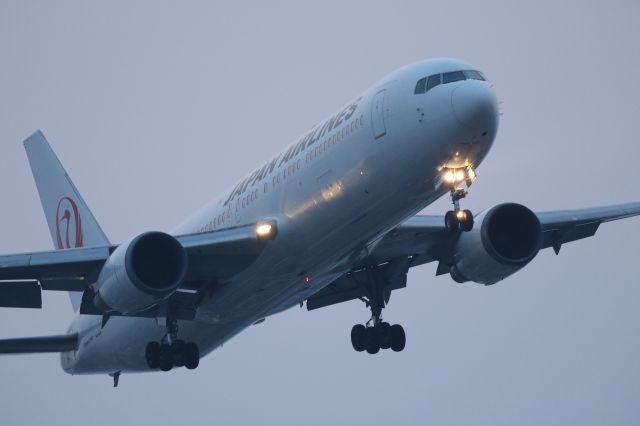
451;81;498;136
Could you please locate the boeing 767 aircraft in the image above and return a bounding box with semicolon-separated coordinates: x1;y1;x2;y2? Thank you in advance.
1;58;638;386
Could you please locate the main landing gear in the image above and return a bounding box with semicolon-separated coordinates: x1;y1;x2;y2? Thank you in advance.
351;322;405;354
145;317;200;371
442;166;476;232
350;265;406;354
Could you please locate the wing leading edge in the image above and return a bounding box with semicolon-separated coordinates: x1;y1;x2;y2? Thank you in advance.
0;224;273;311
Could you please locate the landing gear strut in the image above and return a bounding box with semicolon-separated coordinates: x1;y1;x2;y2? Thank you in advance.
350;265;406;354
443;166;476;232
145;316;200;371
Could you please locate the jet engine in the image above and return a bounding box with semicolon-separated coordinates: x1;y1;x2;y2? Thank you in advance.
93;232;187;314
450;203;542;285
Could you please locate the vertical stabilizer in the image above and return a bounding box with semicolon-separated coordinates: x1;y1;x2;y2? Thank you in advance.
23;130;110;310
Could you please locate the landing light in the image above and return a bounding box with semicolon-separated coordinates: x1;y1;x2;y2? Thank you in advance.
467;168;476;181
456;210;466;220
256;223;274;239
442;167;477;186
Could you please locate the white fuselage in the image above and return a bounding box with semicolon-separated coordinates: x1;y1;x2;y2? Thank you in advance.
62;58;499;374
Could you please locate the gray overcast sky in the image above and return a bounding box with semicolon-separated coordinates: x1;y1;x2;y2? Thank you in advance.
1;1;639;425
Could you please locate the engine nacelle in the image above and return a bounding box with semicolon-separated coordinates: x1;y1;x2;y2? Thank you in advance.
94;232;187;314
450;203;542;285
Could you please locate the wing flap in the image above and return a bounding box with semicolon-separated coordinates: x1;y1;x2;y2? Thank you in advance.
541;221;601;253
0;280;42;308
306;275;363;311
307;258;409;311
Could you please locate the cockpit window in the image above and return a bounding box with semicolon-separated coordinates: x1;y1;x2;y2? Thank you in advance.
415;69;486;95
464;70;485;81
426;74;441;92
443;71;466;84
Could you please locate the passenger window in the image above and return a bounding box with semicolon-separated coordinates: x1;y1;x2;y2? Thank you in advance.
443;71;466;84
464;70;485;81
414;78;427;94
426;74;441;92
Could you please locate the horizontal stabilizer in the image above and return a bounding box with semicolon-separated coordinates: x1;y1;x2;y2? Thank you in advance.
0;334;78;354
0;280;42;308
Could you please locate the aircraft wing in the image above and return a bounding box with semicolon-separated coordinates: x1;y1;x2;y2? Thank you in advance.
0;224;271;311
306;202;640;311
536;202;640;253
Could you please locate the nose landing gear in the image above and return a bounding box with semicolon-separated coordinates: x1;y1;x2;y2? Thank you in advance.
442;166;476;232
145;316;200;371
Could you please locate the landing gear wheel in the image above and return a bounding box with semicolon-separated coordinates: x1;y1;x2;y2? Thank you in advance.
351;324;367;352
445;168;476;232
460;209;474;232
145;340;200;370
365;327;380;354
145;342;160;369
172;340;186;367
378;322;392;350
350;262;410;354
390;324;406;352
184;342;200;370
159;344;173;371
445;210;459;231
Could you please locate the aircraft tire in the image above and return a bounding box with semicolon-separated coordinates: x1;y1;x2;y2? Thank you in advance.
445;211;459;231
159;344;173;371
172;340;186;367
351;324;367;352
184;342;200;370
365;327;380;354
378;322;392;350
145;342;161;369
460;210;474;232
390;324;406;352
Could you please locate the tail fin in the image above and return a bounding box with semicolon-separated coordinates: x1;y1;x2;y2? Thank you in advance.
23;130;110;310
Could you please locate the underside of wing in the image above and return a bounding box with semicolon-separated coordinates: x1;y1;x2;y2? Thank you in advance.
536;202;640;254
0;247;110;308
0;223;276;317
307;201;640;310
307;217;448;311
177;224;269;282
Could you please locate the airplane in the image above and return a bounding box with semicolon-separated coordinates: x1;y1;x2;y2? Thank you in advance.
1;58;638;387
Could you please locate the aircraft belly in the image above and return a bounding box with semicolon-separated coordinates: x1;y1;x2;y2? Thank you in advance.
68;315;253;374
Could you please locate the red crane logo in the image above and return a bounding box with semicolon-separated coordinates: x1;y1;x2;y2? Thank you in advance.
55;197;83;249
